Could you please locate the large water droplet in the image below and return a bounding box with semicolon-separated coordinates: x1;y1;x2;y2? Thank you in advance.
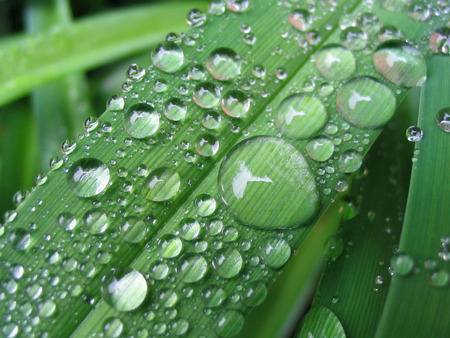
10;229;31;251
336;76;396;129
338;150;362;173
163;98;187;121
373;41;427;87
101;268;147;312
193;82;221;108
151;42;184;73
68;158;110;198
124;103;160;139
213;248;243;278
206;48;241;81
218;136;320;229
144;167;181;202
276;94;328;139
315;45;355;80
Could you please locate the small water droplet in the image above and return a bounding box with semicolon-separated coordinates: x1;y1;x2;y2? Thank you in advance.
406;126;423;142
436;107;450;132
338;150;362;173
193;82;221;108
222;90;251;118
143;167;181;202
195;134;220;157
194;194;217;216
124;103;160;139
340;27;367;50
315;44;355;80
186;8;207;27
429;27;450;55
103;317;124;338
289;9;312;31
177;254;208;283
152;42;184;73
390;253;414;276
324;236;344;261
215;310;244;337
213;248;243;278
206;48;241;81
306;137;334;162
68;158;110;198
159;235;183;258
164;98;187;121
260;238;291;269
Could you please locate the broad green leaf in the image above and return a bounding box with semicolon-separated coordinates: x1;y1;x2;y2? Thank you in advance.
0;1;207;106
25;0;93;171
376;55;450;337
0;1;447;337
296;305;346;338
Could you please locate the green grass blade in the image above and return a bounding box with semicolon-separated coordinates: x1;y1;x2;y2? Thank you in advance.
0;1;207;106
0;1;446;337
25;0;92;170
376;55;450;337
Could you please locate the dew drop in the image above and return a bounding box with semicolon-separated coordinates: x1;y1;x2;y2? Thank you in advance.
288;9;312;32
57;212;77;231
338;150;362;173
218;137;319;229
244;281;267;307
202;285;227;307
373;41;427;87
306;137;334;162
159;235;183;258
428;270;449;287
436;107;450;132
206;48;241;81
227;0;249;12
429;27;450;55
336;76;396;129
202;110;222;130
163;98;187;121
186;8;207;27
179;218;200;240
143;167;181;202
177;254;208;283
324;236;344;261
260;238;291;269
101;268;147;312
406;126;423;142
276;94;328;139
195;134;220;157
193;82;221;108
103;317;123;338
83;209;109;235
120;216;147;243
194;194;217;217
68;158;110;198
315;45;355;81
340;27;367;50
10;229;31;251
124;103;160;139
221;90;251;118
213;248;243;278
151;42;184;73
390;253;414;276
215;310;244;337
209;0;226;15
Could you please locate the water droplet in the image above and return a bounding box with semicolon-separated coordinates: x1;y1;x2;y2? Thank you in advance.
206;48;241;81
209;0;226;15
68;158;110;197
83;209;109;234
227;0;249;12
406;126;423;142
202;110;222;130
103;317;123;337
101;268;147;312
381;0;407;12
289;9;312;31
186;8;207;27
276;94;327;139
340;27;367;50
390;253;414;276
163;98;187;121
336;76;396;129
152;42;184;73
144;167;181;202
218;137;320;229
213;248;243;278
260;238;291;269
171;319;189;336
2;323;18;337
124;103;160;139
57;212;77;231
408;2;430;21
429;27;450;55
194;194;217;216
215;310;244;337
179;218;200;240
244;281;267;307
428;269;449;287
193;82;221;108
202;285;227;307
338;150;362;173
306;137;334;162
38;300;56;317
120;216;147;243
436;107;450;132
127;63;146;82
373;41;427;87
324;236;344;261
61;139;77;155
159;235;183;258
315;45;355;80
378;25;403;42
252;65;266;78
84;116;98;132
159;288;179;307
357;13;381;34
10;228;31;251
177;254;208;283
195;134;220;157
222;90;251;118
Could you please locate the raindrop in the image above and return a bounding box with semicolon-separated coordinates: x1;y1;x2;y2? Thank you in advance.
215;310;244;337
227;0;249;12
193;82;221;108
260;238;291;269
218;137;320;229
194;194;217;216
289;9;313;31
276;94;328;139
143;167;181;202
179;218;200;240
306;137;334;162
406;126;423;142
206;48;241;81
244;281;267;307
159;235;183;258
315;45;355;81
195;134;220;157
57;212;77;231
10;229;31;251
213;248;243;278
202;285;227;307
68;158;110;198
202;110;222;130
338;150;362;173
151;42;184;73
429;27;450;55
222;90;251;118
124;103;160;139
120;216;147;243
177;254;208;283
186;8;207;27
390;253;414;276
84;209;109;234
103;317;123;338
164;98;187;121
340;27;367;50
436;107;450;132
324;236;344;261
101;268;148;312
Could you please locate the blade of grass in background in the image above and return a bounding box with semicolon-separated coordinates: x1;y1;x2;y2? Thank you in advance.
0;1;207;106
376;55;450;337
25;0;92;171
